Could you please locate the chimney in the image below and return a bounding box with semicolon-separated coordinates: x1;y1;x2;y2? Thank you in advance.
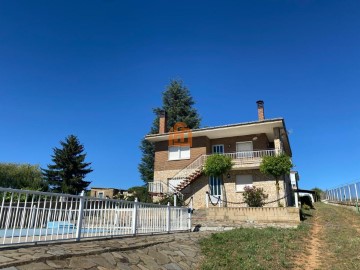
158;110;167;134
256;100;265;121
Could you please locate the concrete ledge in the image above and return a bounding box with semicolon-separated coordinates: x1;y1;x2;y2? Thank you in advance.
204;207;300;225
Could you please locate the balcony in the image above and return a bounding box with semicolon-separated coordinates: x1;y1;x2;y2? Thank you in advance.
148;149;278;194
211;149;278;169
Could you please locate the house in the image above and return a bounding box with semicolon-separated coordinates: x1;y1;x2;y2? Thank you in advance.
146;101;296;208
90;187;131;199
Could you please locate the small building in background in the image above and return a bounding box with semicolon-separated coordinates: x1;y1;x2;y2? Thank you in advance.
90;187;132;199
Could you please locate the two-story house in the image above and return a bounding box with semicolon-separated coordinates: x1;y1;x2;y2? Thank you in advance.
146;101;294;208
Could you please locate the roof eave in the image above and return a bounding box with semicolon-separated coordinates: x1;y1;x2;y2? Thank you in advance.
145;118;285;142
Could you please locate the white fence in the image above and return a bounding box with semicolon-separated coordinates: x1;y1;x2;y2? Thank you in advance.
0;187;190;246
325;181;360;203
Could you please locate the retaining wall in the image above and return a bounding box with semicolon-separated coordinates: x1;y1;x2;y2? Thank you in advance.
205;207;300;225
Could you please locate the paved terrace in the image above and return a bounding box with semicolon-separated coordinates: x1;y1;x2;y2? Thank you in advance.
0;232;212;270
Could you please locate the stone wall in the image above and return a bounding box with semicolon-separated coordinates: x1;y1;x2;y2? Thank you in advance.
183;169;289;209
205;207;300;225
154;169;182;182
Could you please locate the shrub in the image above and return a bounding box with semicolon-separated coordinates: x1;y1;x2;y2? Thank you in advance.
158;193;184;206
203;154;233;177
243;186;269;207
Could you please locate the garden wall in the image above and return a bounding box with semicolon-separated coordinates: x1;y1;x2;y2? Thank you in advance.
201;207;300;227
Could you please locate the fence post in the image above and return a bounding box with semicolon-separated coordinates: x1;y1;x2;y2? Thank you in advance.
132;198;138;236
348;185;352;202
174;193;177;207
355;183;359;202
188;197;193;231
166;202;171;233
75;191;85;241
31;205;37;228
294;190;299;208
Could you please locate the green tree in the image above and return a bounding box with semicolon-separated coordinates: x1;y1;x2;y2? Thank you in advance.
312;187;323;202
42;135;93;194
203;154;233;177
259;154;293;206
126;186;152;203
138;80;201;183
0;163;48;191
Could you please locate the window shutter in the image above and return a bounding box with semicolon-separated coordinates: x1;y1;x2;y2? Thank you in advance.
236;175;253;192
169;146;179;160
180;146;190;159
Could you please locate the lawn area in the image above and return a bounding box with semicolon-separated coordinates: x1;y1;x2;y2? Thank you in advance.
315;202;360;269
199;203;360;269
199;209;313;270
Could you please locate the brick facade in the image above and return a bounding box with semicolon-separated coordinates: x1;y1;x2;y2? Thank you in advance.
148;116;295;209
154;133;269;172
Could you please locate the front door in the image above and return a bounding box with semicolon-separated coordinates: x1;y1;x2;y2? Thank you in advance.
209;176;222;203
236;141;253;158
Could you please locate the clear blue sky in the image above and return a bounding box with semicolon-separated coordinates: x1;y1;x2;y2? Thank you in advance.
1;0;359;191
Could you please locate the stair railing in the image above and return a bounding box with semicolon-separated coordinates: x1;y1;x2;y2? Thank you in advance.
171;154;206;181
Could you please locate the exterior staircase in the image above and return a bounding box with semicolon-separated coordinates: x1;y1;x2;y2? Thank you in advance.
175;168;203;192
149;149;279;197
169;155;206;194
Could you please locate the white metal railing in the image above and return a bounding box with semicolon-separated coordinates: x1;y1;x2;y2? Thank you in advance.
171;155;207;180
149;149;278;194
221;149;277;165
148;182;164;193
326;181;360;204
0;187;190;247
148;181;184;200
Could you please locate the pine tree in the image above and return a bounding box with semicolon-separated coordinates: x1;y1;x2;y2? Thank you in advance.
138;80;201;183
42;135;93;194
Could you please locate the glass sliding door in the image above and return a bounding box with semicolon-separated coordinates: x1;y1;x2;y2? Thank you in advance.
209;176;222;203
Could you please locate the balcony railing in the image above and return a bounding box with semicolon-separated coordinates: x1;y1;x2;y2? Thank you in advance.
148;182;164;194
149;149;279;194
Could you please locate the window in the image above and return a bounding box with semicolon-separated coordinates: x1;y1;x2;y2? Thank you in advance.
236;175;253;192
168;146;190;160
98;192;104;198
212;144;224;154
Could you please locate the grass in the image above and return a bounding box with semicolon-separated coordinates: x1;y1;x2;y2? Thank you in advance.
315;202;360;269
199;211;312;270
199;203;360;269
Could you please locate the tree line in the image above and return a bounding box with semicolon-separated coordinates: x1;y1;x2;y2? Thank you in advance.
0;135;92;195
1;79;200;200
